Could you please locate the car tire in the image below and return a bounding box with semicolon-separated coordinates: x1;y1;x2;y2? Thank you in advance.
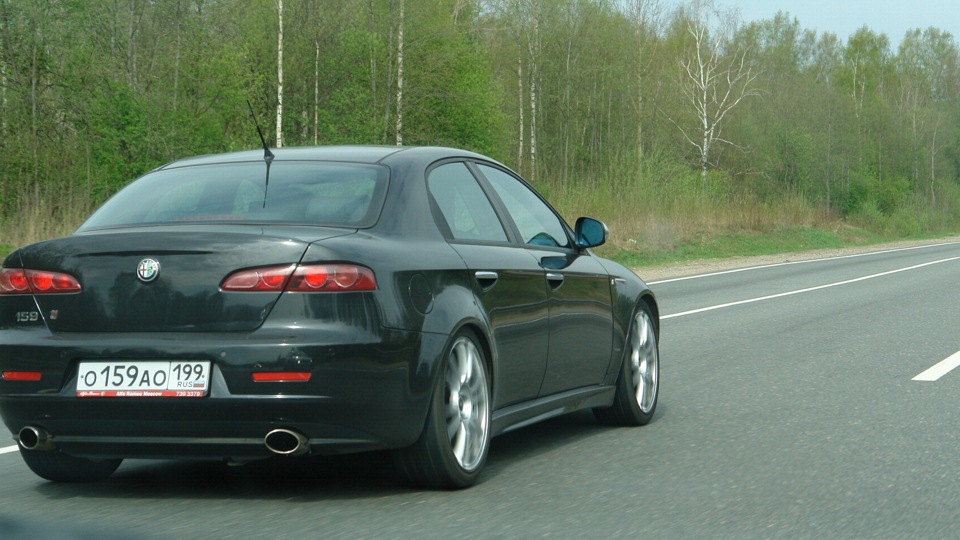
19;447;122;482
394;329;491;489
595;301;659;426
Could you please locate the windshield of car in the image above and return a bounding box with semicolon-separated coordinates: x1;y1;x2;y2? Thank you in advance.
78;161;389;230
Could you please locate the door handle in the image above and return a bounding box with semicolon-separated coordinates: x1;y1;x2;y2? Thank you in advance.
546;272;564;290
475;271;499;290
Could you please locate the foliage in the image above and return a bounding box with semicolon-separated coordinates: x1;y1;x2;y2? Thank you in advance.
2;0;960;260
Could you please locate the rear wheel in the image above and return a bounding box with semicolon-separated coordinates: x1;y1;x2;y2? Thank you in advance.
19;448;122;482
595;302;659;426
395;329;491;489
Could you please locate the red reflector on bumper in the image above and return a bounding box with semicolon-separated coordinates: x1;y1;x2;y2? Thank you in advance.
252;372;312;382
2;371;42;381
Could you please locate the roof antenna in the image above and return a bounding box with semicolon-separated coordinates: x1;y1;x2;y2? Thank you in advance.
247;100;274;208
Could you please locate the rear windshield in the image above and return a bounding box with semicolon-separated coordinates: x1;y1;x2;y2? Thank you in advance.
79;161;389;230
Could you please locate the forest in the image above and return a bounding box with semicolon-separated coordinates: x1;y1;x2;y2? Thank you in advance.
1;0;959;260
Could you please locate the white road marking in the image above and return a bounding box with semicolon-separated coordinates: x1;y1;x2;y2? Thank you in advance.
0;445;18;455
662;255;960;320
648;241;960;285
913;351;960;382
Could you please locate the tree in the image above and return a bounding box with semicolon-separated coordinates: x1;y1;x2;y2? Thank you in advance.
395;0;404;145
669;1;759;175
0;0;7;136
484;0;533;173
840;27;892;167
896;27;960;202
275;0;284;147
624;0;665;163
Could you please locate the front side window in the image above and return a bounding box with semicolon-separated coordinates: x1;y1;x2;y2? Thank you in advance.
477;165;570;249
428;163;508;242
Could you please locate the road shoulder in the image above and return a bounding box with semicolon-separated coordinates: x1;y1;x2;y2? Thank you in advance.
633;236;960;281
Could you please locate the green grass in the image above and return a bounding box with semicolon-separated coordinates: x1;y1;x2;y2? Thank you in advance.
596;225;895;268
0;243;12;261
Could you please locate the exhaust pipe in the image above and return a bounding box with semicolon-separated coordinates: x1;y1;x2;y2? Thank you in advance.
18;426;55;451
264;428;310;456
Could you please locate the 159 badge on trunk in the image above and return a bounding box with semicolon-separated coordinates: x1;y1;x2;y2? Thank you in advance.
15;311;39;323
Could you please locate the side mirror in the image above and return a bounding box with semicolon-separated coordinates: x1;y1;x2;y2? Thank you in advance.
575;217;608;249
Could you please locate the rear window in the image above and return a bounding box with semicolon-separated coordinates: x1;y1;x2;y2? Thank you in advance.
79;161;388;230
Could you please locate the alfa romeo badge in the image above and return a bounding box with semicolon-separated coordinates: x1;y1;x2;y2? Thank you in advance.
137;258;160;282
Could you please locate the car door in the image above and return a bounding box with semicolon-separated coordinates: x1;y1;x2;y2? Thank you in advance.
427;162;550;408
474;164;614;397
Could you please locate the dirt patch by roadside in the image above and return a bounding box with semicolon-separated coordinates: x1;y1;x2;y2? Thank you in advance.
632;236;960;282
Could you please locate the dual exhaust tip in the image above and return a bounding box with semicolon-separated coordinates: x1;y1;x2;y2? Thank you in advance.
18;425;310;457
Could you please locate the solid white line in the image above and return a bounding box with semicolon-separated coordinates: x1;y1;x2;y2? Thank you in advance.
913;351;960;382
0;445;18;455
662;255;960;320
648;241;960;285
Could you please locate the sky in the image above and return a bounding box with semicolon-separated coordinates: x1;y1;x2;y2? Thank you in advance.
674;0;959;47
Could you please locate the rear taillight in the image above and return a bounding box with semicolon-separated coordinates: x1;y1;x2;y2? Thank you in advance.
219;264;296;292
0;268;81;294
288;264;376;291
221;264;376;292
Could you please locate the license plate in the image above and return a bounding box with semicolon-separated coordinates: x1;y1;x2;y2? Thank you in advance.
77;361;210;398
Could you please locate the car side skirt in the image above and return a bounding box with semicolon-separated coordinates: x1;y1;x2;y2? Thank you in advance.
491;385;616;437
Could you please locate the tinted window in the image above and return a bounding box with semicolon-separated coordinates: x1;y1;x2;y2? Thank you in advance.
79;162;388;230
428;163;508;242
477;164;570;248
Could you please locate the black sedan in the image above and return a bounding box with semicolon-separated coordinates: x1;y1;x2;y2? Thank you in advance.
0;146;659;488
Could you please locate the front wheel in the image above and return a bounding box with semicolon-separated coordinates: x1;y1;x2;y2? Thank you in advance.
394;329;491;489
595;302;659;426
19;447;122;482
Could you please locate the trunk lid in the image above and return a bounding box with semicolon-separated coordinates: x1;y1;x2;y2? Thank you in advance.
13;226;350;332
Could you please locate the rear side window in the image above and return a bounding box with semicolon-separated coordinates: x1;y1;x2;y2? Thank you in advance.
79;162;388;230
428;163;508;242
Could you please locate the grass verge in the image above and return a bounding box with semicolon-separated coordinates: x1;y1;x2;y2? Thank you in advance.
594;225;904;268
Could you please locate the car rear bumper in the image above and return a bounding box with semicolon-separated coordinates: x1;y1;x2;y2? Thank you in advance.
3;395;408;460
0;328;449;460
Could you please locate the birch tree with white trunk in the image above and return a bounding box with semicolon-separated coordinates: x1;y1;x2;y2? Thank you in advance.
527;0;540;181
395;0;404;146
672;1;758;175
0;6;6;135
275;0;284;147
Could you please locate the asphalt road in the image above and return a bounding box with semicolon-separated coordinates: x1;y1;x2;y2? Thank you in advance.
3;240;960;539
